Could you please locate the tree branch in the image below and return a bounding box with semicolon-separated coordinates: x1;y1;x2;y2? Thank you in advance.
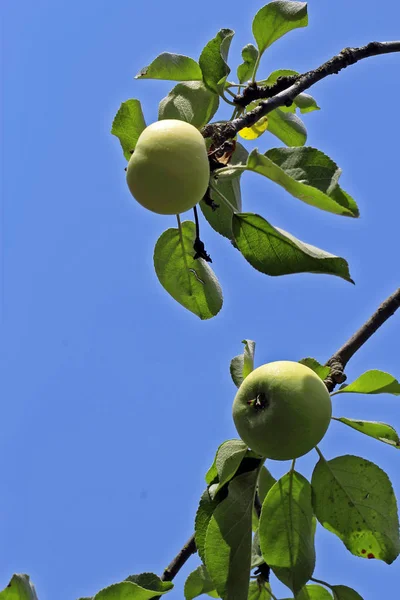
324;287;400;391
159;534;196;583
203;41;400;144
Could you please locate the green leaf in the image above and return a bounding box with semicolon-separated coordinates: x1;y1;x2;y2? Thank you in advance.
0;575;38;600
295;584;333;599
237;44;259;83
158;81;219;129
205;461;262;600
331;370;400;396
135;53;202;81
248;580;272;599
251;529;264;568
253;467;277;530
259;471;316;594
294;93;320;114
201;177;241;240
93;574;173;599
312;454;400;564
232;213;353;282
111;100;146;161
184;566;218;599
230;339;256;387
195;489;222;563
214;440;248;490
205;439;249;492
298;358;330;380
246;148;359;218
252;2;308;59
201;142;248;240
258;466;277;503
124;574;173;593
333;417;400;448
154;221;223;320
266;108;307;146
199;29;235;94
331;585;364;600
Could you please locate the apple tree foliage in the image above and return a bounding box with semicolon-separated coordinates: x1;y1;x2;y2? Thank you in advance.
112;1;357;321
5;2;399;599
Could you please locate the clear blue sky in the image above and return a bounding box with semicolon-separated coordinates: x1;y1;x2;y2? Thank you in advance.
1;1;399;598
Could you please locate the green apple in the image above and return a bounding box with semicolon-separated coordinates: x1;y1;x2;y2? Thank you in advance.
126;119;210;215
232;361;332;460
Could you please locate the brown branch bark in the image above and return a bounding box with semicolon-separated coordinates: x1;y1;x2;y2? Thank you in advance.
159;535;196;583
324;287;400;392
203;41;400;144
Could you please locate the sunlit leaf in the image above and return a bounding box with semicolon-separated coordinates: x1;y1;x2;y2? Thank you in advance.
184;566;218;599
331;370;400;396
154;221;223;320
199;29;234;94
111;100;146;161
294;93;320;114
248;580;272;599
0;574;38;600
239;116;269;140
331;585;364;600
135;53;202;81
159;81;219;128
233;213;353;282
205;461;262;599
265;109;307;146
298;358;330;380
93;573;173;599
125;573;173;592
252;2;308;59
237;44;259;83
295;584;333;599
312;455;400;564
205;439;248;492
333;417;400;448
195;489;222;563
259;471;316;594
246;148;359;217
230;339;256;387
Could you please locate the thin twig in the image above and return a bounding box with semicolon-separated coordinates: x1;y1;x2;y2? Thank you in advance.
324;287;400;391
205;41;400;144
160;534;197;582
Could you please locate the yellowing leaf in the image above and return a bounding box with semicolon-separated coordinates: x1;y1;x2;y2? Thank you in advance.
239;116;268;140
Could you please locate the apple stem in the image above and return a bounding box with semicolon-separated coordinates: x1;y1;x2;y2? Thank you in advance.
192;206;212;262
